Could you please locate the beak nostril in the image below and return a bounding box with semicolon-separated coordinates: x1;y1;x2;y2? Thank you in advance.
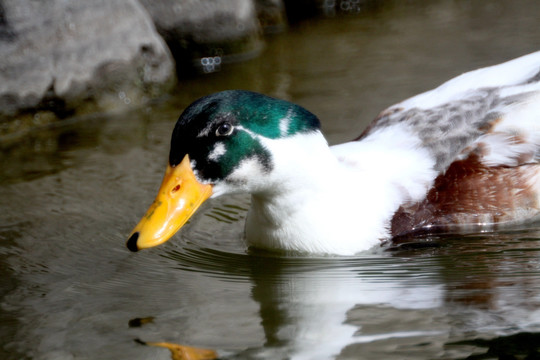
126;232;140;252
127;155;212;251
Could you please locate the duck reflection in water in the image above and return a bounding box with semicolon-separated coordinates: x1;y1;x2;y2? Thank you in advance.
130;225;540;359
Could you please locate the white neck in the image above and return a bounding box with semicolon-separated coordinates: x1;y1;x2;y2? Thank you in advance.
244;126;437;255
242;132;385;255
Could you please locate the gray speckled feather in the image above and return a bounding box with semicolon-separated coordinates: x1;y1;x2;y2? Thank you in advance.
358;68;540;174
358;88;497;172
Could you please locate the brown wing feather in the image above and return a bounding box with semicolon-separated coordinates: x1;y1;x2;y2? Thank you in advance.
391;153;540;238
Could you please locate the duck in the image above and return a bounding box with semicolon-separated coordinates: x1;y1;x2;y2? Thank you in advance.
127;51;540;255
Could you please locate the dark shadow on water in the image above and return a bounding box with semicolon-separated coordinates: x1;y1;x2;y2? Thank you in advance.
446;332;540;360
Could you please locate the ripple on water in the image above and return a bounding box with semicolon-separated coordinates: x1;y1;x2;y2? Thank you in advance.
156;196;450;287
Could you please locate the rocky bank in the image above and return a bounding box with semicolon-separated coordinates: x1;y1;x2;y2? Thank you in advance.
0;0;289;137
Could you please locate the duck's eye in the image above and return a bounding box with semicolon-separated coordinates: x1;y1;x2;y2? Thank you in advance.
216;122;234;137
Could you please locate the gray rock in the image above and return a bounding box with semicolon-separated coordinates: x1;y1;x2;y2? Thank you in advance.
138;0;264;74
255;0;288;34
0;0;175;133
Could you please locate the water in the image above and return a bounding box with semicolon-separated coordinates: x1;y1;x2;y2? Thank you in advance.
2;1;540;359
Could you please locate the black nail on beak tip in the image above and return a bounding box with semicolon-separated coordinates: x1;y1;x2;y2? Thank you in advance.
127;232;140;252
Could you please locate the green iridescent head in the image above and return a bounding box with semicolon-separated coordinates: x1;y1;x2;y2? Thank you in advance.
169;90;321;183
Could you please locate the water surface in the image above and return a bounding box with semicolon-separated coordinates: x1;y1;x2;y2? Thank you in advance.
2;1;540;359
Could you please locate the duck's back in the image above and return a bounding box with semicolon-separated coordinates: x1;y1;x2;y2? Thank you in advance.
347;51;540;237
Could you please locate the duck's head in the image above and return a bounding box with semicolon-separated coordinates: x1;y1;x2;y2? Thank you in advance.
127;90;321;251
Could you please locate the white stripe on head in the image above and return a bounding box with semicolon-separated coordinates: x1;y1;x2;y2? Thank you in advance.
196;122;214;138
236;125;258;138
279;108;293;137
208;142;226;161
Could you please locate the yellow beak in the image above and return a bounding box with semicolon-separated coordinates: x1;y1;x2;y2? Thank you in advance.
127;155;213;252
